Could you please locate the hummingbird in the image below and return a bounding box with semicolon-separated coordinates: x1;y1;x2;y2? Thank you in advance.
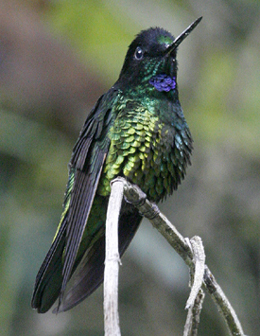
31;17;202;314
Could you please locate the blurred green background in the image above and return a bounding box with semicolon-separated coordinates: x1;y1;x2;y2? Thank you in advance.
0;0;259;335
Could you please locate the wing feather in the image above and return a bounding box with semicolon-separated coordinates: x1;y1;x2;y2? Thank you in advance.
59;153;106;305
32;88;118;313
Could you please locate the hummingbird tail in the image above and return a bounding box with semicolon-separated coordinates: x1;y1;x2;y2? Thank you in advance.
31;217;67;313
55;207;142;312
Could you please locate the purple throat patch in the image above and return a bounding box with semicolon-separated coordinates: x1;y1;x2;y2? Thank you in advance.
149;74;176;92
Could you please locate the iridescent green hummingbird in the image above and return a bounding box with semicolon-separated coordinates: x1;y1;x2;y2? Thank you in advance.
32;17;202;313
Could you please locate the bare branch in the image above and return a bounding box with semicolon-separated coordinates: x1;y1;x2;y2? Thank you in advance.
184;289;205;336
203;266;246;336
183;236;206;336
121;178;246;336
185;236;205;310
103;178;124;336
103;177;246;336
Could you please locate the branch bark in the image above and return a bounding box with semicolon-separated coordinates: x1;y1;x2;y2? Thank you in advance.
183;236;205;336
103;179;124;336
104;177;246;336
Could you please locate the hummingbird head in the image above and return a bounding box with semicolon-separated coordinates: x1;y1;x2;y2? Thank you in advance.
117;17;202;93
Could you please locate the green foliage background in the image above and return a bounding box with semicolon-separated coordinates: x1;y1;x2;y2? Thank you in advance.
0;0;259;335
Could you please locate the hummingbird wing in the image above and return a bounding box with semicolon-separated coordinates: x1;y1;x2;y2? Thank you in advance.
31;88;118;313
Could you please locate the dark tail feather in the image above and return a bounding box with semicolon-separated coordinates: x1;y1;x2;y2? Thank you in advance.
31;219;67;313
56;207;142;312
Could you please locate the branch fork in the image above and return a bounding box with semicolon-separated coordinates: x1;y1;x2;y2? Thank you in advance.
103;177;246;336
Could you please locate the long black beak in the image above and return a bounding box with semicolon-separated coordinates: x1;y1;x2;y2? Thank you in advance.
166;16;202;55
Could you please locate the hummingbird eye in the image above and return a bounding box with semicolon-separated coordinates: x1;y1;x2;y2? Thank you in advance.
134;47;144;60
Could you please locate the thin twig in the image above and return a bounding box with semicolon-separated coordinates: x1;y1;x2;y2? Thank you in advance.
185;236;205;310
103;178;124;336
191;290;205;335
120;178;246;336
184;289;205;336
183;237;206;336
203;266;246;336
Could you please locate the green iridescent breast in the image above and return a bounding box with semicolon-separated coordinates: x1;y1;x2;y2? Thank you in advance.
97;99;191;203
